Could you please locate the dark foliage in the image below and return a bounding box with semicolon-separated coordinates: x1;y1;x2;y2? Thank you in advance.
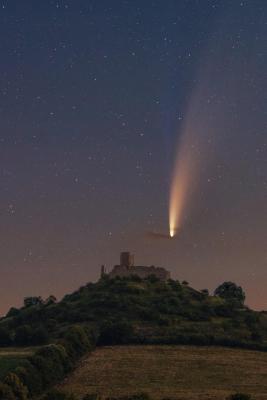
14;325;49;346
0;382;16;400
1;276;266;352
106;394;150;400
98;319;134;345
0;328;12;346
42;388;77;400
4;373;28;400
14;325;33;346
227;394;252;400
215;282;246;305
0;276;266;400
14;361;43;397
0;325;95;399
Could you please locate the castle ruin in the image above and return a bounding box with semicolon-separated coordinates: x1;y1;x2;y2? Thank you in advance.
103;252;170;281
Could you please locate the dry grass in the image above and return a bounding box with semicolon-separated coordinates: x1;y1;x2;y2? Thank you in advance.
61;345;267;400
0;347;35;356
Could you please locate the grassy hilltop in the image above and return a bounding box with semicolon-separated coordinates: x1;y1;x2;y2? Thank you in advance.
0;275;267;399
1;275;267;349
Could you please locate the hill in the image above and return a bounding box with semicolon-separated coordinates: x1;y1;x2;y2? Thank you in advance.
60;344;267;399
1;275;267;349
0;275;267;399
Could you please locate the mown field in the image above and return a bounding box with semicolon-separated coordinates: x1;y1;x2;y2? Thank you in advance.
61;345;267;400
0;347;34;379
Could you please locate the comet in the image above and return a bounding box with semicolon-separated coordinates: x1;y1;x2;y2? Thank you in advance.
169;129;195;238
169;83;216;238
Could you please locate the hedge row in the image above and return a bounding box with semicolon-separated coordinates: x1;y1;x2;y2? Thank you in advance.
39;390;253;400
0;325;96;400
131;333;267;352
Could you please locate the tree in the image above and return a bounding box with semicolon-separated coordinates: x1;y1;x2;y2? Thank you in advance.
201;289;209;296
6;307;20;318
214;282;245;305
24;296;43;307
45;295;57;305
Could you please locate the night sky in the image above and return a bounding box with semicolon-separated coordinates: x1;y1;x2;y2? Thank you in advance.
0;0;266;314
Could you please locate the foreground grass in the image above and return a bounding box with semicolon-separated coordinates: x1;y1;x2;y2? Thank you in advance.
61;345;267;400
0;347;35;379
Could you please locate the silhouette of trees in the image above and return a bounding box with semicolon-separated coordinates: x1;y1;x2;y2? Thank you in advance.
214;282;245;305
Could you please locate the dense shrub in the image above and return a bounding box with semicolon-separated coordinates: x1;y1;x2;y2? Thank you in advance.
5;307;20;318
83;395;101;400
14;324;50;346
14;361;43;396
0;327;12;346
31;326;50;345
0;382;16;400
98;319;134;345
106;394;150;400
21;326;93;395
61;325;91;362
42;389;77;400
227;394;252;400
29;344;71;388
4;372;28;400
30;354;55;387
14;325;33;346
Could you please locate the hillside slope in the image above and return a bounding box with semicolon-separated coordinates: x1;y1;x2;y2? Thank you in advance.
1;275;267;348
60;345;267;399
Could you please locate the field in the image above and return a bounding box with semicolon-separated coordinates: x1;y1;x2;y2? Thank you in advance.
61;345;267;400
0;347;34;379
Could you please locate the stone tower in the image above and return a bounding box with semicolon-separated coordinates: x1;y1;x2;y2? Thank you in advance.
120;251;134;267
100;265;106;277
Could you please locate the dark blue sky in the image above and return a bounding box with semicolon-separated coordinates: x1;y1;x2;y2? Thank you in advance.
0;0;266;313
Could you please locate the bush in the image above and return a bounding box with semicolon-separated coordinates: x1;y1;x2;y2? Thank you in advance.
30;344;70;388
62;325;91;361
42;389;77;400
30;354;55;387
31;326;50;345
98;319;134;345
6;307;20;318
14;325;33;346
83;395;101;400
227;394;252;400
0;383;16;400
0;327;12;346
124;394;150;400
105;394;150;400
4;372;28;400
14;361;43;396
